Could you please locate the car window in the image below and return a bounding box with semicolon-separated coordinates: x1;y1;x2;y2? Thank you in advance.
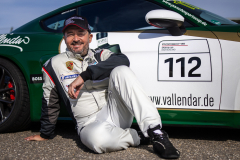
199;10;237;26
41;0;194;33
78;0;192;32
41;9;77;32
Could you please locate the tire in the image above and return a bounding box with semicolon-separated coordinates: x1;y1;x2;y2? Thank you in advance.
0;58;30;132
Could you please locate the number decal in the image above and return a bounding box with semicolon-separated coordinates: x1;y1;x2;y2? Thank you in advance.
165;58;173;77
158;40;212;82
188;57;201;77
176;57;185;77
164;57;201;78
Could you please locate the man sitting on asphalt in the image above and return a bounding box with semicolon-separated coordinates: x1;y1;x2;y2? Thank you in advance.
25;15;180;159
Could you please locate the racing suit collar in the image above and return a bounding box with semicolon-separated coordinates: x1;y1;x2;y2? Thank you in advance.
66;48;94;61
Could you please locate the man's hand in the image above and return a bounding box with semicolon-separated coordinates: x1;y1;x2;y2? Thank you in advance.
24;135;48;141
68;76;84;99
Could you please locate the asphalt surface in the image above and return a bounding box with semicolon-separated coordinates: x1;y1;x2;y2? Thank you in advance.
0;122;240;160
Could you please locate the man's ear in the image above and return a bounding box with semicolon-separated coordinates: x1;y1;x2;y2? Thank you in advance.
89;34;93;43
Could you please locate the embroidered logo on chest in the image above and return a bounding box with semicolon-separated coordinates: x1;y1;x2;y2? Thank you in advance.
66;61;73;70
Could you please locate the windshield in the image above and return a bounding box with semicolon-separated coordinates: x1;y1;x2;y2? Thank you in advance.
169;1;237;26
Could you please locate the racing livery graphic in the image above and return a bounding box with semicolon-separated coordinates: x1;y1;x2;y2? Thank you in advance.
0;0;240;132
0;34;30;52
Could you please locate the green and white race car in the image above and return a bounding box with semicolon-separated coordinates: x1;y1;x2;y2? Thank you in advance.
0;0;240;132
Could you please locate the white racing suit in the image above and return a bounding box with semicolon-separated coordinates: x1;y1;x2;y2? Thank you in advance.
40;48;162;153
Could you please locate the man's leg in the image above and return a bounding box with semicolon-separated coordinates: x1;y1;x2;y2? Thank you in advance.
80;119;140;153
80;65;157;153
81;66;179;158
104;66;180;158
107;66;162;136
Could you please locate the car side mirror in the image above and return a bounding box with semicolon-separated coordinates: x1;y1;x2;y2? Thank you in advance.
145;9;186;36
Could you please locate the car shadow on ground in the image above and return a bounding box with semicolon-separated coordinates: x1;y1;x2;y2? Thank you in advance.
159;125;240;142
131;124;240;142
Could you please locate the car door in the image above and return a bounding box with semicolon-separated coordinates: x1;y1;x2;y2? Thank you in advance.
101;31;221;111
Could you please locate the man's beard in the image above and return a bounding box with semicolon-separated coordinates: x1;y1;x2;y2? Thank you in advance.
69;40;89;57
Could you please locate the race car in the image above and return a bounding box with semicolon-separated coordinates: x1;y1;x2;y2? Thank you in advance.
0;0;240;132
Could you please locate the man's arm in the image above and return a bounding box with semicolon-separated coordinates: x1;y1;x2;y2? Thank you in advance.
80;50;130;81
25;135;47;141
68;50;130;99
25;67;60;140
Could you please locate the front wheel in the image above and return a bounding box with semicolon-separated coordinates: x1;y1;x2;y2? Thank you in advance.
0;58;30;132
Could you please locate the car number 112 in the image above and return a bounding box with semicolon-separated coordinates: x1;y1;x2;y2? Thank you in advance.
165;57;201;77
158;40;212;82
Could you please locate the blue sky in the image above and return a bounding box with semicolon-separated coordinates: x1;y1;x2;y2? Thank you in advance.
0;0;239;34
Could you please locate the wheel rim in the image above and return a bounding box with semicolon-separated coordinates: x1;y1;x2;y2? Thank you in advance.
0;66;16;124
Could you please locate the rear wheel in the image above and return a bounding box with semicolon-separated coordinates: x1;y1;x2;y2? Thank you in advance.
0;58;30;132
